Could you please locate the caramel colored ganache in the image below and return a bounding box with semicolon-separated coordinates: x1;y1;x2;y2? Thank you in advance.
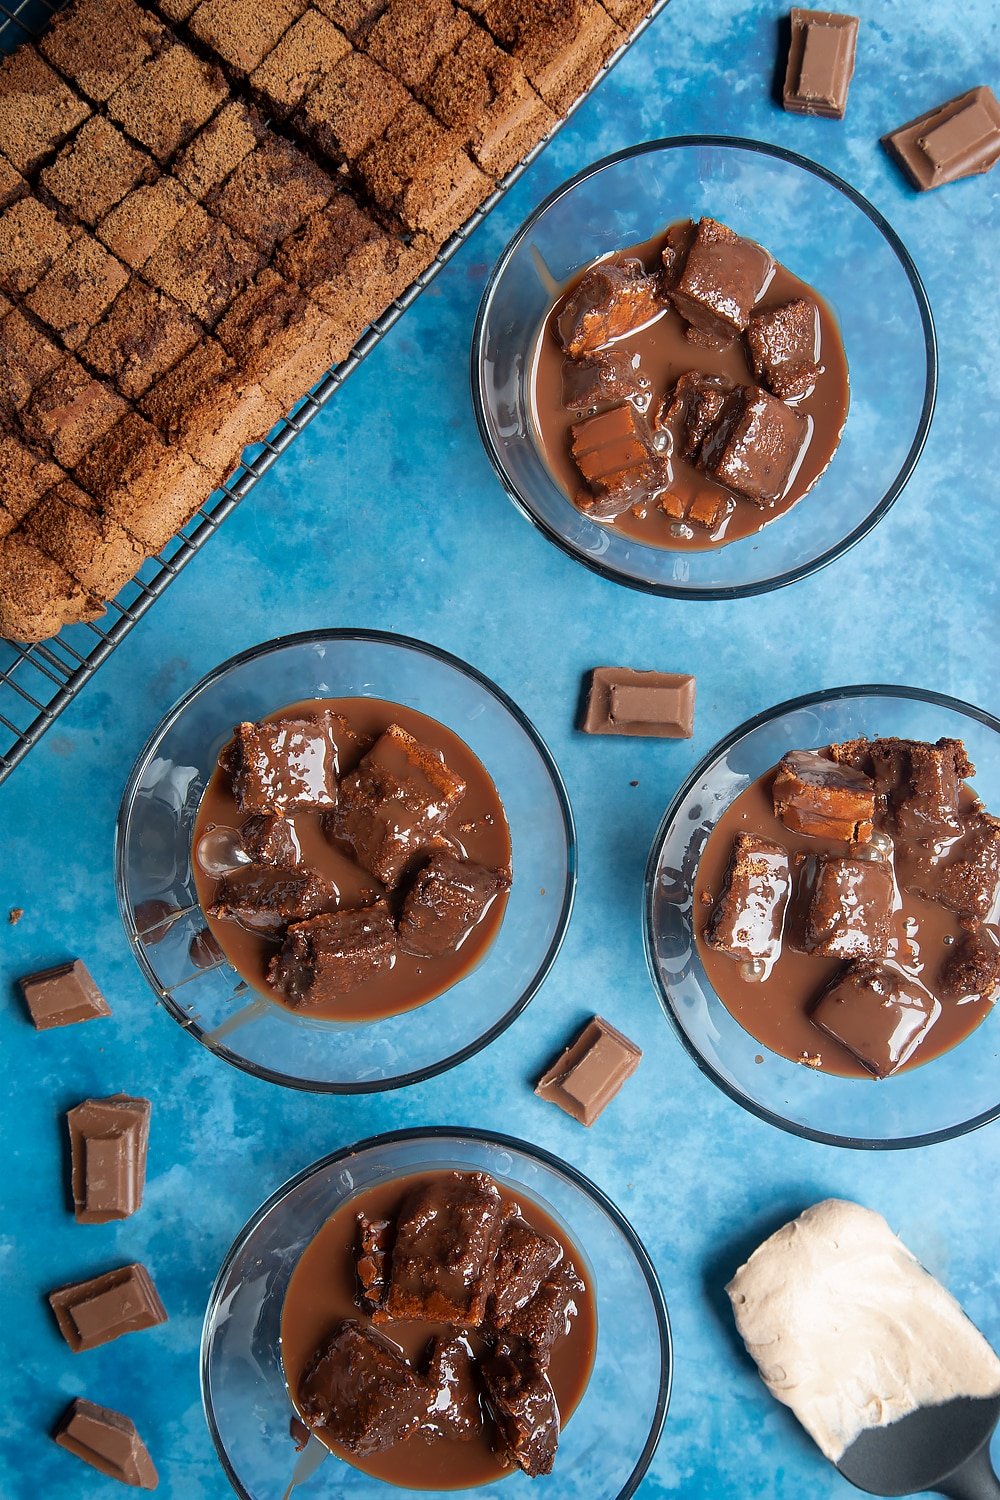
281;1170;598;1488
694;737;1000;1077
192;697;512;1021
529;217;849;551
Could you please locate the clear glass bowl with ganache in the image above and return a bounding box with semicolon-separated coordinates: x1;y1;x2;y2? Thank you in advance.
191;698;512;1021
694;735;1000;1077
529;216;850;550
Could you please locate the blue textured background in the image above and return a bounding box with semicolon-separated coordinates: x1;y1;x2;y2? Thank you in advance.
2;0;999;1494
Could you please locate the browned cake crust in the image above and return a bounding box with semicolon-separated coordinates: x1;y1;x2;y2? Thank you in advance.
0;0;655;642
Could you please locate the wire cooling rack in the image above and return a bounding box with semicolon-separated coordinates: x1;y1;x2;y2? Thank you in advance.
0;0;669;784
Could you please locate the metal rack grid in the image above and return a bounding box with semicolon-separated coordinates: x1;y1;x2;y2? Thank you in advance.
0;0;669;785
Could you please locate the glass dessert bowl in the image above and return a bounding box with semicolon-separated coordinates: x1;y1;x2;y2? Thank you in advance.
643;686;1000;1148
201;1129;671;1500
116;631;575;1092
473;137;936;598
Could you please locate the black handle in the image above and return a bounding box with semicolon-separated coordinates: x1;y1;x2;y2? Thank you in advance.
938;1444;1000;1500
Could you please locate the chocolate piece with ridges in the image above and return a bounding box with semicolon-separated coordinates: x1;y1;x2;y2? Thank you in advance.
783;8;859;119
67;1094;151;1223
810;961;940;1078
53;1398;158;1489
706;831;790;964
581;666;695;738
535;1014;641;1125
883;86;1000;190
269;906;397;1006
48;1263;167;1351
772;748;875;842
570;401;671;519
19;958;110;1030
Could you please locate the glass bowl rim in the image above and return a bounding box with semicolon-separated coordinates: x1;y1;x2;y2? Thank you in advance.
642;682;1000;1150
114;627;577;1095
470;133;938;602
199;1124;673;1500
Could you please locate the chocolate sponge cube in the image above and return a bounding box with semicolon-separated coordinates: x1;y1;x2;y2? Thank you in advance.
26;236;128;350
311;0;389;38
224;710;352;813
139;339;281;474
41;117;155;227
0;534;102;642
208;134;335;255
0;309;63;414
294;53;409;164
0;46;91;175
366;0;472;91
97;177;193;271
398;853;508;957
357;99;490;239
935;812;1000;921
20;358;128;469
216;269;339;407
811;961;940;1078
40;0;169;104
798;853;894;960
144;204;261;324
0;431;65;531
557;258;663;358
421;29;555;178
669;217;774;344
81;281;202;401
698;385;808;506
706;831;790;964
0;157;26;211
269;906;397;1007
19;480;144;597
74;410;212;552
172;102;267;201
772;748;875;842
106;42;228;163
0;199;79;297
188;0;307;76
250;12;351;119
747;298;820;400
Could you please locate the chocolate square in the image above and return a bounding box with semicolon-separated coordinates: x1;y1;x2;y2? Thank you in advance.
883;87;1000;191
173;102;267;200
746;298;820;400
580;666;695;738
188;0;307;75
0;309;63;414
328;722;466;887
0;197;78;297
97;177;193;271
106;42;228;163
705;831;790;963
40;0;169;104
357;100;491;238
783;8;859;120
20;358;128;469
67;1094;151;1223
18;958;111;1030
699;385;808;506
772;748;875;841
208;135;335;255
294;53;409;164
48;1263;167;1351
26;237;128;350
398;852;508;956
798;852;893;959
535;1014;641;1125
268;905;397;1006
366;0;472;91
81;281;202;401
557;259;663;358
41;117;155;227
144;205;261;324
250;11;351;118
669;217;774;343
0;46;91;175
20;481;144;596
53;1399;158;1490
811;961;940;1077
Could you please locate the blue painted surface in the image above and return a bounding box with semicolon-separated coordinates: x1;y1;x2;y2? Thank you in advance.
2;0;998;1494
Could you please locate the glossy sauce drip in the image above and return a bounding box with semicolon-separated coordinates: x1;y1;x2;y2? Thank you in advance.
280;1171;598;1489
192;698;511;1022
694;767;994;1077
529;225;850;551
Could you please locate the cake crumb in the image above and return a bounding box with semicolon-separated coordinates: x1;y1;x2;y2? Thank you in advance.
8;907;23;925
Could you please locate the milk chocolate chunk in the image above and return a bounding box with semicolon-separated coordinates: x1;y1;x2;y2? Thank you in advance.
581;666;695;739
811;961;940;1077
935;812;1000;920
209;866;334;934
330;724;467;888
659;370;732;460
941;925;1000;1001
570;401;670;518
67;1094;151;1224
706;832;791;964
239;812;301;867
560;349;650;411
19;959;111;1030
382;1171;505;1326
224;712;350;815
773;748;875;842
698;384;808;506
481;1342;559;1477
783;9;859;120
746;299;820;400
668;218;774;344
535;1015;641;1126
797;853;893;959
49;1263;167;1352
424;1335;480;1440
297;1321;429;1456
397;853;508;958
488;1217;562;1328
883;87;1000;190
557;260;663;358
502;1257;585;1366
53;1398;158;1489
356;1213;392;1312
269;906;396;1006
